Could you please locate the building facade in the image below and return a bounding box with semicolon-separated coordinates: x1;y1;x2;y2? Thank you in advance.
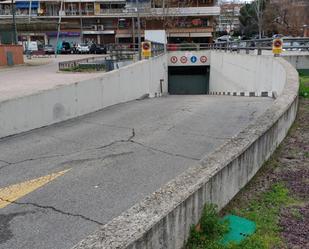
0;0;220;46
216;1;242;34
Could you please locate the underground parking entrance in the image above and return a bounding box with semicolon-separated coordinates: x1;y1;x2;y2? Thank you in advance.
168;66;210;94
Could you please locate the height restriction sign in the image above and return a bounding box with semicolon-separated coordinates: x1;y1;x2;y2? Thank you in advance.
142;41;152;58
272;38;283;55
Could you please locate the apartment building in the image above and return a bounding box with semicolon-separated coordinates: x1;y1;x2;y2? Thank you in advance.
0;0;220;46
217;1;242;34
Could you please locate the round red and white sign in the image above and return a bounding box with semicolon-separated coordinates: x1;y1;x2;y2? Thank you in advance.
170;56;178;64
180;56;188;64
200;56;208;63
142;42;151;50
273;39;282;48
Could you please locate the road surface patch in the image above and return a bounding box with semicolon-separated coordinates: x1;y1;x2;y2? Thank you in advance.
0;169;70;209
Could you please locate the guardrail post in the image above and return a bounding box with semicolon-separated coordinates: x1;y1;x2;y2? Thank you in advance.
257;42;262;55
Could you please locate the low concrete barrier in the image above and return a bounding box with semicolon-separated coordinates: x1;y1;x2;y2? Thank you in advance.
282;54;309;70
0;54;168;139
72;54;299;249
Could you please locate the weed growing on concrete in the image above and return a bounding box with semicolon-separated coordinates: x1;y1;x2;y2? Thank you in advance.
186;204;228;249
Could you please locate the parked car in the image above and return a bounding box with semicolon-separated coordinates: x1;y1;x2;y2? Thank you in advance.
60;42;72;54
216;35;232;42
89;44;107;54
43;44;55;55
76;43;90;54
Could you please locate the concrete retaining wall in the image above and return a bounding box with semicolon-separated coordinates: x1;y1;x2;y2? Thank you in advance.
72;54;299;249
282;55;309;70
0;54;168;138
209;52;287;97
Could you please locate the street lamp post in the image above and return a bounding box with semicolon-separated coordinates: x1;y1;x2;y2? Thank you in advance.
125;6;142;60
28;0;32;23
136;9;141;60
11;0;18;44
55;0;64;57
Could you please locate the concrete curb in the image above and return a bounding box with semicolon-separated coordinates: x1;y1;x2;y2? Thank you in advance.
72;56;299;249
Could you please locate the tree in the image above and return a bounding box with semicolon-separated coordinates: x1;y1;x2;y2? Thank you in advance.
253;0;263;39
239;0;266;38
239;3;258;38
271;0;309;36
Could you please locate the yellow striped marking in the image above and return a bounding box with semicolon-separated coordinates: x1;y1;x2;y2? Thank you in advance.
0;169;71;209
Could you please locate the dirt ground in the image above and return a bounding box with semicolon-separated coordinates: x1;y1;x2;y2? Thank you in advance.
223;97;308;249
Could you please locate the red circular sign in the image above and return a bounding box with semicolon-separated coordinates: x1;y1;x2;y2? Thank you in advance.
142;42;150;50
170;56;178;64
180;56;188;64
273;39;282;48
200;56;208;63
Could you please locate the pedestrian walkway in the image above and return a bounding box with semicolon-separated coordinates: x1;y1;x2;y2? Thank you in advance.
0;55;105;102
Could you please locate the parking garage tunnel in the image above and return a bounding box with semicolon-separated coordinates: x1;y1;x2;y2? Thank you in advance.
168;66;210;95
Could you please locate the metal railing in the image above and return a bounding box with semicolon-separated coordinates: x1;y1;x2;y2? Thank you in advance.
58;54;133;71
58;42;164;71
167;37;309;54
106;41;165;56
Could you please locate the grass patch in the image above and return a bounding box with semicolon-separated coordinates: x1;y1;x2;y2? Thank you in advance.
298;69;309;98
186;184;295;249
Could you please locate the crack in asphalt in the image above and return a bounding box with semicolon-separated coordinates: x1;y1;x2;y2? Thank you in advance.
0;159;10;165
0;160;11;171
95;128;135;150
0;197;104;226
0;128;198;171
129;140;200;161
0;129;136;171
95;128;198;161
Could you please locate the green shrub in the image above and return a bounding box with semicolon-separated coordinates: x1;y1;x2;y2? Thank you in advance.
186;204;229;249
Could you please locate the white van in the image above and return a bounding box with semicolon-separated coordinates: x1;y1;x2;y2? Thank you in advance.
27;41;38;51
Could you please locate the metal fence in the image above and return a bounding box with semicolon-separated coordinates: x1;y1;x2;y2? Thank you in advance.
58;54;133;71
167;37;309;54
58;41;164;71
106;41;165;56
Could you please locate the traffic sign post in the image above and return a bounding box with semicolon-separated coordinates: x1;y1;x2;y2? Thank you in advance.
272;38;283;56
142;41;152;58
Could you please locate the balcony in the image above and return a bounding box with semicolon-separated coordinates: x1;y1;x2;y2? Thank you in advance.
94;6;220;17
0;5;220;18
168;27;213;33
151;7;220;16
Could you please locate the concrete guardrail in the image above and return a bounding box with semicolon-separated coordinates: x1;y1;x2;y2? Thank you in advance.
72;52;299;249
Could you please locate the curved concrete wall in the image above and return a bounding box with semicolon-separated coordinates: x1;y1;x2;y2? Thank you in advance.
209;52;287;97
282;54;309;70
72;53;299;249
0;55;168;139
